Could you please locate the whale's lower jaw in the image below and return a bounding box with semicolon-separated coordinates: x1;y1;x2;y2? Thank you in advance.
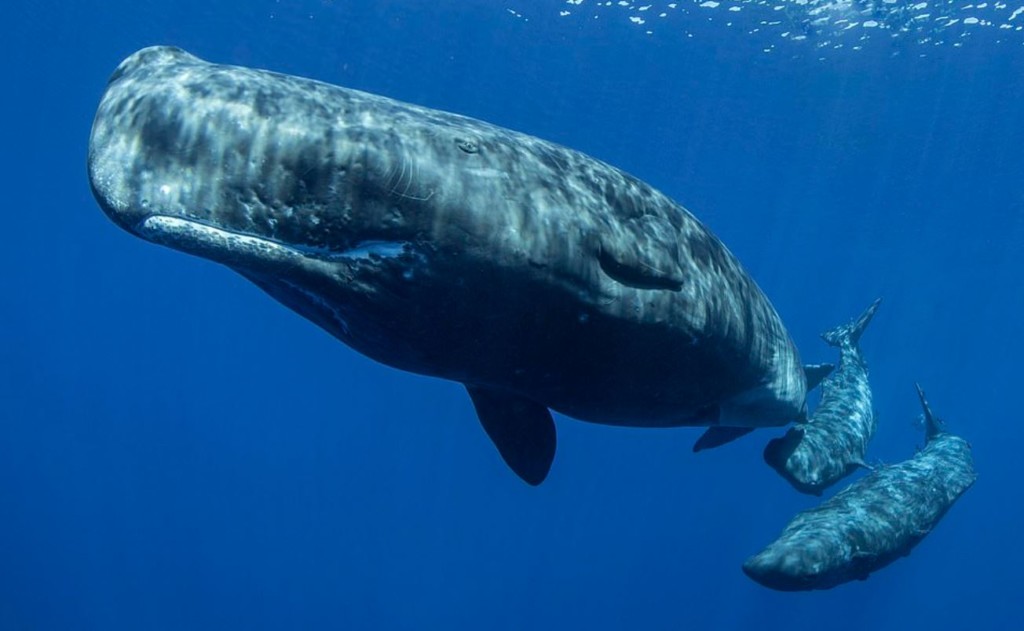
137;215;309;272
136;215;413;274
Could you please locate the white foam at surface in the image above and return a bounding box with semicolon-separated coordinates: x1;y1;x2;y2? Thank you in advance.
516;0;1024;55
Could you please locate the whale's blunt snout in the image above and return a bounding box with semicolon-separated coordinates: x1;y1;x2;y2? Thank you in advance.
88;46;418;288
742;548;820;592
89;47;203;231
106;46;197;86
763;429;803;474
88;45;362;260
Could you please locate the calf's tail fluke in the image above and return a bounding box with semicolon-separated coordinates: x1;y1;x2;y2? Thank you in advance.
915;382;944;441
821;297;882;347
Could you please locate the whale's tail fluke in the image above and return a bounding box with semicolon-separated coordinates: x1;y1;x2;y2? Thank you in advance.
915;383;944;441
822;298;882;348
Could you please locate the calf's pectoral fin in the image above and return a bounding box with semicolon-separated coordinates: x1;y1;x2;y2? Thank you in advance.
692;426;755;452
852;458;874;471
465;385;556;486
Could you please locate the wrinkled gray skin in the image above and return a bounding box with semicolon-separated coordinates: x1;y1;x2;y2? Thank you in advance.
88;47;808;485
744;384;976;591
764;299;881;495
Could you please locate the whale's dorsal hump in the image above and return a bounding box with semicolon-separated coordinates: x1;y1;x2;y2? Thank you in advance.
465;385;557;486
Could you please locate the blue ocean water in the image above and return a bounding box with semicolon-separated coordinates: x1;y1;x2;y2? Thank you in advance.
2;0;1022;628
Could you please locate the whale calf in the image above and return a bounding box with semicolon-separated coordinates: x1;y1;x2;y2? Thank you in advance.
763;299;881;494
743;384;976;591
88;47;810;484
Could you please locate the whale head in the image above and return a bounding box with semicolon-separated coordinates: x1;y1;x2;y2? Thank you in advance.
87;46;476;361
742;544;831;591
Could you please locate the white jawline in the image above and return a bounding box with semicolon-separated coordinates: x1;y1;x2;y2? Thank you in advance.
137;215;410;264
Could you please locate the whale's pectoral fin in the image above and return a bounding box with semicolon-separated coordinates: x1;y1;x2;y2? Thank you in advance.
692;426;755;452
465;385;556;486
804;363;835;391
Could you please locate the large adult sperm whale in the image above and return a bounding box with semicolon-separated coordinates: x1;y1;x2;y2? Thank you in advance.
88;46;810;485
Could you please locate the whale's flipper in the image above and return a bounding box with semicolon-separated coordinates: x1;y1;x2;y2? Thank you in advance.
466;385;556;486
693;426;755;452
804;363;835;391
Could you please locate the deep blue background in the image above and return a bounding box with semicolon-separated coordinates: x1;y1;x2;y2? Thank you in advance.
2;1;1021;629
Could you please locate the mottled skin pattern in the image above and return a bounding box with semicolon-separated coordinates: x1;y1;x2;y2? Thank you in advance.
744;385;976;591
764;299;881;495
89;48;806;448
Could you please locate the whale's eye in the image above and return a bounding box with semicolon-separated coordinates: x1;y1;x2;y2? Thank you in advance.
455;138;479;154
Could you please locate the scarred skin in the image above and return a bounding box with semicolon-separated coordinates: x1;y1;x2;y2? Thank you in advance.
744;384;976;591
764;299;881;495
88;47;809;483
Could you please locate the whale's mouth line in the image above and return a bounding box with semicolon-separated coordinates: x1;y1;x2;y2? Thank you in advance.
135;215;411;265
